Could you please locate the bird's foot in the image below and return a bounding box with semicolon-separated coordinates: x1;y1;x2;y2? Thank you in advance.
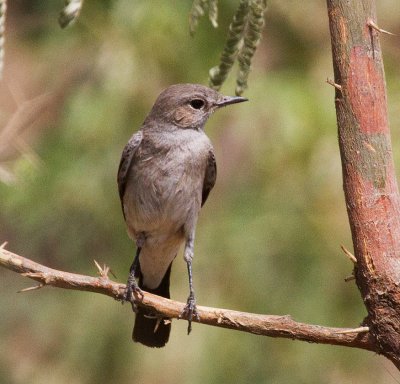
179;293;200;334
123;275;144;312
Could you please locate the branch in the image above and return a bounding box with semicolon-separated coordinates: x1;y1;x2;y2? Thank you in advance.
0;246;375;351
327;0;400;368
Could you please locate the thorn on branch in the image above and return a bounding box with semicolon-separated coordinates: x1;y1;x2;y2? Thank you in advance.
21;272;45;279
341;244;357;264
326;78;342;91
154;318;162;333
18;283;44;293
94;259;116;279
335;326;369;334
367;19;395;36
344;274;355;282
0;241;8;249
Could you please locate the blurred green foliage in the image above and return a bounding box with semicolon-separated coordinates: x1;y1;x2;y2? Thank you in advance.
1;1;400;383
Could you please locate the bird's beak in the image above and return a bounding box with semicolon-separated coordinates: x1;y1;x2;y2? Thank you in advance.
216;96;248;107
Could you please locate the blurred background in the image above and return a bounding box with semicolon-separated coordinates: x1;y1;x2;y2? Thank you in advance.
1;1;400;383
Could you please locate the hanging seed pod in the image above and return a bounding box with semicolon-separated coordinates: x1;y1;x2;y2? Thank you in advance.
236;0;267;95
0;0;6;80
209;0;250;90
208;0;218;28
59;0;84;29
189;0;209;36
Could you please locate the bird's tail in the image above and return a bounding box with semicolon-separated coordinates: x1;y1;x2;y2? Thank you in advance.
133;263;172;348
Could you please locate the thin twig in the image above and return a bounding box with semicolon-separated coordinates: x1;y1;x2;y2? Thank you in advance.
0;246;375;351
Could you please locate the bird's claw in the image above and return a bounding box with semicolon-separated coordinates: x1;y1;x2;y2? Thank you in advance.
123;280;144;312
123;284;144;301
180;293;200;334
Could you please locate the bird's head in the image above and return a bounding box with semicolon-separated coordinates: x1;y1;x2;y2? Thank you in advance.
145;84;247;130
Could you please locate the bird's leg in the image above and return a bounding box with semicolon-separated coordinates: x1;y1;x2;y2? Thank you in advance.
124;236;145;310
180;234;200;334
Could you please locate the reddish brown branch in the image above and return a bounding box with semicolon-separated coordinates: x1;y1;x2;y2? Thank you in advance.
0;246;375;351
327;0;400;368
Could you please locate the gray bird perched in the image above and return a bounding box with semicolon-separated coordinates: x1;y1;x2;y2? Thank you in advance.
117;83;247;347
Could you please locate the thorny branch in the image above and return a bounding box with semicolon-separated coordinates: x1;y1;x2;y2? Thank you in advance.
0;245;374;351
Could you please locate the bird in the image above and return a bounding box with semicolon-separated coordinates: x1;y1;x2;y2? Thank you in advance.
117;83;247;347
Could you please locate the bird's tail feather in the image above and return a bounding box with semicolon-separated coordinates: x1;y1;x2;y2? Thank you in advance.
133;263;172;348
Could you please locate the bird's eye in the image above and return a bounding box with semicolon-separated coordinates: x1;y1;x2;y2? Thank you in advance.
189;99;205;110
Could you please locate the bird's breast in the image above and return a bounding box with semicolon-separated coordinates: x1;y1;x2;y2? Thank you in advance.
123;131;213;236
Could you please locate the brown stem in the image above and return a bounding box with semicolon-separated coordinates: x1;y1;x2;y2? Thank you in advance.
0;246;375;351
327;0;400;369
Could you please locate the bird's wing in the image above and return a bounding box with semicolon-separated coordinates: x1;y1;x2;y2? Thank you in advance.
117;130;143;217
201;149;217;207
